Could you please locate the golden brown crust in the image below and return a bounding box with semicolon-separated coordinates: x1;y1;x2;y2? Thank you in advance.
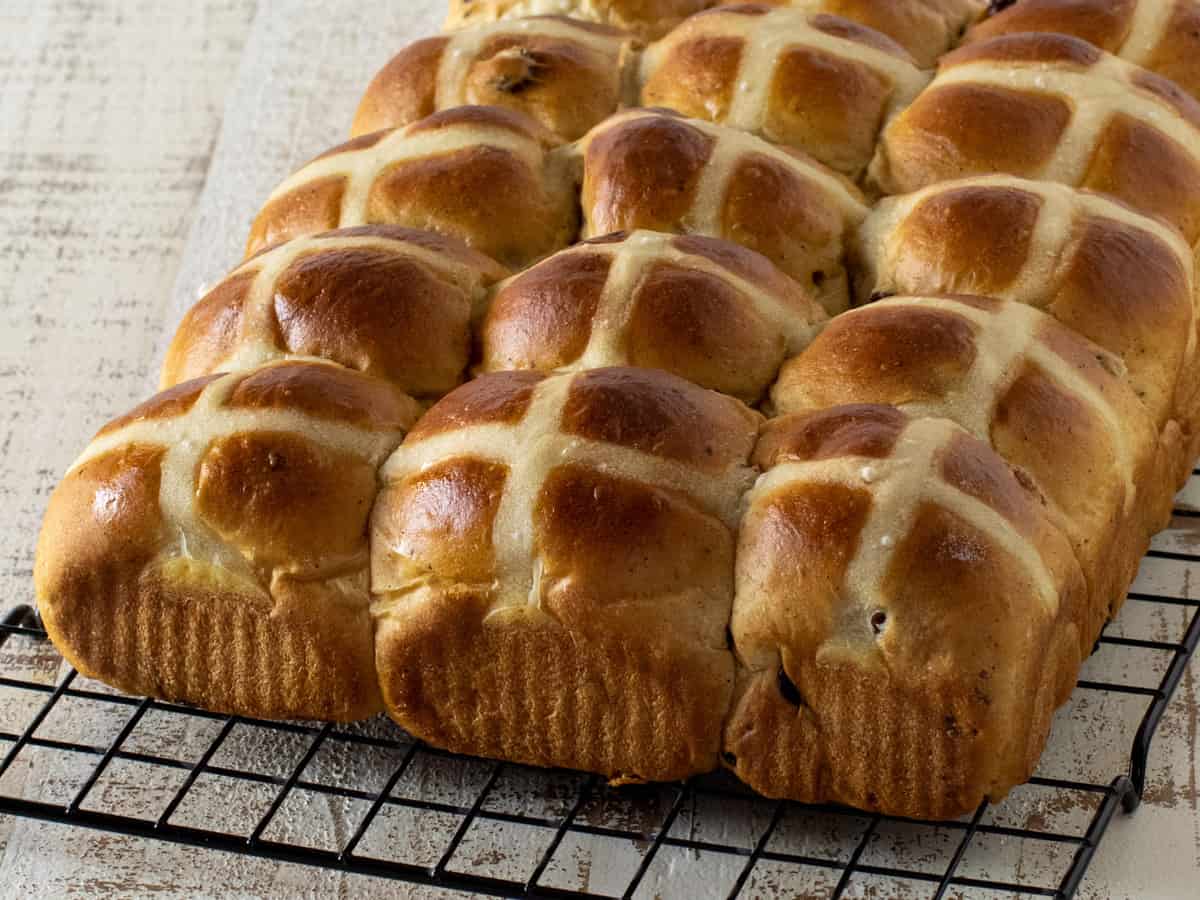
719;0;985;67
771;295;1162;633
35;362;418;722
355;20;635;143
968;0;1137;55
779;303;980;404
726;407;1090;817
226;360;420;429
753;403;906;466
879;83;1073;182
405;103;563;142
967;0;1200;102
374;597;733;781
248;176;347;256
1148;1;1200;101
945;29;1104;67
353;37;450;136
246;107;578;270
853;176;1197;453
640;6;928;177
765;46;893;175
482;246;611;371
270;249;469;392
621;262;783;392
866;184;1042;295
807;11;911;56
162;274;256;386
406;369;547;439
372;367;759;780
194;431;380;568
444;0;716;42
581;110;717;233
643;34;745;123
371;456;508;584
576;109;866;314
478;230;824;403
364;146;571;269
98;377;222;437
164;227;508;400
1079;112;1200;243
871;33;1200;243
669;232;803;297
560;366;762;467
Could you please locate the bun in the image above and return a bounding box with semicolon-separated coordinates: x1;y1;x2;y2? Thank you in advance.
355;17;638;142
574;108;867;313
35;362;420;722
371;367;760;781
165;226;509;400
725;403;1088;818
771;294;1167;631
247;106;579;269
642;5;929;177
478;229;826;402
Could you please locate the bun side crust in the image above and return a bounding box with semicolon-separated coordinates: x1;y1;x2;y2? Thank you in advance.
35;362;419;721
725;406;1089;817
372;367;760;780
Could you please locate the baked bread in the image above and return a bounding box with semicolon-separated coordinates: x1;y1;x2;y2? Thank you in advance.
724;404;1090;818
370;367;760;781
573;108;868;313
639;5;929;178
770;294;1166;631
478;229;826;402
354;17;638;142
444;0;715;41
965;0;1200;101
34;361;421;721
870;32;1200;244
32;0;1200;825
164;226;509;400
852;175;1199;456
722;0;985;67
246;106;579;269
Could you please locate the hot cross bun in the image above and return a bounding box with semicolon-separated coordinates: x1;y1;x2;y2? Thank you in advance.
35;361;420;722
725;403;1089;818
371;367;760;781
573;108;868;313
247;106;579;270
640;5;929;177
355;17;638;143
165;226;509;401
478;229;826;402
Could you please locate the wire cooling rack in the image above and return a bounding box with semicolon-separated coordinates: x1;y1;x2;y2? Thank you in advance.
1;508;1199;897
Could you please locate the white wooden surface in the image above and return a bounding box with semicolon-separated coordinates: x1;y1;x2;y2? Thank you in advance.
1;1;1198;896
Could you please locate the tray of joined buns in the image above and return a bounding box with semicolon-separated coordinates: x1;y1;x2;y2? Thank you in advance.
5;0;1200;896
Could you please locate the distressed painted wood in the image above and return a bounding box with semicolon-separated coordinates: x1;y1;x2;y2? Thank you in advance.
0;1;1197;897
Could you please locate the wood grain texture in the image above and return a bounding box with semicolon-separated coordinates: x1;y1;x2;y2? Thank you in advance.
0;0;1197;897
